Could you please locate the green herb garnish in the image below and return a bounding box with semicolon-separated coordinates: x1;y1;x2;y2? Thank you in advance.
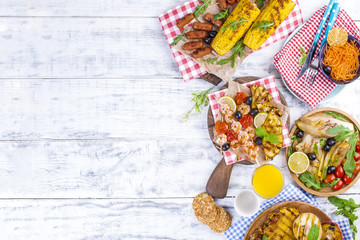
321;178;340;188
183;87;214;121
202;57;218;64
255;127;279;144
262;235;269;240
344;130;359;177
326;125;354;142
308;225;320;240
324;111;349;122
221;18;249;33
298;46;308;67
170;28;188;46
288;135;300;158
323;158;336;180
193;0;211;19
216;39;245;68
257;0;265;9
313;142;319;156
319;138;327;146
252;20;274;32
328;196;360;239
298;172;322;190
213;9;229;20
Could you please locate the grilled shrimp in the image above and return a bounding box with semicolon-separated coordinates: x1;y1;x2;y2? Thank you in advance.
245;126;255;139
220;103;230;115
230;121;242;133
248;145;260;160
214;134;227;146
237;103;250;115
238;131;250;143
224;110;234;123
241;141;259;160
230;140;241;149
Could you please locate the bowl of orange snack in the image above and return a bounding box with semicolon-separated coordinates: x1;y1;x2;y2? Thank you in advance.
320;27;360;84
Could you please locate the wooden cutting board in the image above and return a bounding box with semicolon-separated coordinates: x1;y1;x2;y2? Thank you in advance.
206;76;289;198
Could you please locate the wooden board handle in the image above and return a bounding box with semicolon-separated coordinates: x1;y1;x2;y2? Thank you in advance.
206;158;234;199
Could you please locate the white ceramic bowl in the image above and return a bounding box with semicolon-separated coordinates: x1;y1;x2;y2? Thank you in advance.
234;189;260;217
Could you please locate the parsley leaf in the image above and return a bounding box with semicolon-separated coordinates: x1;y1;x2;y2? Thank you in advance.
324;111;349;122
202;57;218;64
193;0;211;19
298;172;322;190
221;18;249;33
308;225;320;240
252;20;274;32
170;28;188;46
213;9;229;20
183;87;214;121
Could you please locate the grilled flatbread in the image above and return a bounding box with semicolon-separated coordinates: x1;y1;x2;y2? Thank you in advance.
262;112;283;160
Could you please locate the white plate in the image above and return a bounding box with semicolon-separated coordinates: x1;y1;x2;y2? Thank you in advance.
279;24;345;103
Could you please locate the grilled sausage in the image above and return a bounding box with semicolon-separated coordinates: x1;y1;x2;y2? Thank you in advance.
183;41;204;50
191;47;212;58
204;13;223;27
176;13;194;28
192;22;213;31
218;0;227;10
186;30;207;39
227;0;236;4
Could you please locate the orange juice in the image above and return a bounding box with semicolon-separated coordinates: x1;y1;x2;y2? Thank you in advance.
252;165;283;198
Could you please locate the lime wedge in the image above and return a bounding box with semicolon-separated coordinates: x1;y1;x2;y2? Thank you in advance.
288;152;310;174
218;96;237;112
254;113;268;128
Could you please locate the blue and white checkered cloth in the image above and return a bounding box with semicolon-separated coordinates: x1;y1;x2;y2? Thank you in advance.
224;184;353;240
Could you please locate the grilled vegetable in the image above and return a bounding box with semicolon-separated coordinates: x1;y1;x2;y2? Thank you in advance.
262;207;300;240
250;84;272;108
293;213;322;240
321;222;343;240
244;0;295;50
262;112;283;160
211;0;260;55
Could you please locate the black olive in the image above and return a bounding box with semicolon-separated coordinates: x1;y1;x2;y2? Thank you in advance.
203;36;213;44
208;30;217;38
327;166;336;174
255;137;262;145
245;96;252;105
296;130;305;138
323;144;331;152
330;223;335;226
308;153;316;161
222;143;230;151
235;111;242;120
324;65;332;74
250;108;259;117
327;138;336;146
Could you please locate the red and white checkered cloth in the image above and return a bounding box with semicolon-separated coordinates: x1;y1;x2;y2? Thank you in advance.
208;76;291;165
159;0;303;82
273;6;360;109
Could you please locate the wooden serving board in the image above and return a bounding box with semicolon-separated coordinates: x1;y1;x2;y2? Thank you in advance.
206;76;289;199
244;201;331;239
286;107;360;197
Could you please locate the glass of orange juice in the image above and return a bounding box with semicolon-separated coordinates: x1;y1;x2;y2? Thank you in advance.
252;164;284;199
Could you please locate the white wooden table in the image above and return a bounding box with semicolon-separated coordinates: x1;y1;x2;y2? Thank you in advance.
0;0;358;239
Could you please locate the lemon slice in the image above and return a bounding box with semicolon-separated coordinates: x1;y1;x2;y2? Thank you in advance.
327;27;348;47
288;152;310;174
218;96;237;112
254;113;268;128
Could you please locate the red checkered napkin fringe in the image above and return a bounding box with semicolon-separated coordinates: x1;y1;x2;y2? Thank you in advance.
273;6;360;108
208;76;291;165
159;0;303;82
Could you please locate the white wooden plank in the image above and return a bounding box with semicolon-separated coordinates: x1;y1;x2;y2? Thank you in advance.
0;196;358;240
0;0;358;20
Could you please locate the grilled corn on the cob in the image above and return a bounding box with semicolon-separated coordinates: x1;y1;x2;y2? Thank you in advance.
244;0;295;50
211;0;260;55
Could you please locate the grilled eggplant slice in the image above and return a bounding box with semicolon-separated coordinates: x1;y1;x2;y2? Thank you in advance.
293;213;322;240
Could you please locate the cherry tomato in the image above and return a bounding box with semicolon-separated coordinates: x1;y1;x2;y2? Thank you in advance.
227;0;236;4
324;173;336;184
343;174;353;185
239;114;253;128
356;142;360;153
353;163;360;175
234;92;247;105
335;165;345;178
354;152;360;162
214;120;229;135
332;179;344;191
225;130;238;142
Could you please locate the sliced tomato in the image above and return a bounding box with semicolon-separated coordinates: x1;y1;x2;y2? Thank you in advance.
332;179;344;191
324;173;336;184
225;130;238;142
335;165;345;178
239;114;253;128
354;152;360;162
353;163;360;175
343;174;353;185
234;92;247;105
214;120;229;135
356;142;360;153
